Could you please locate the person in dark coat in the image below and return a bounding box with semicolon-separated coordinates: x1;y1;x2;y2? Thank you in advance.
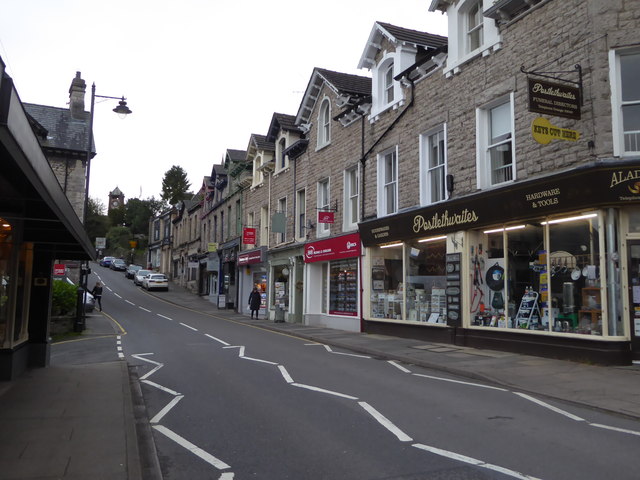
91;281;103;311
248;287;262;319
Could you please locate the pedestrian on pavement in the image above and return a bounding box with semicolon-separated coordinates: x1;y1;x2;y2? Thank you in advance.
249;286;261;319
91;281;103;311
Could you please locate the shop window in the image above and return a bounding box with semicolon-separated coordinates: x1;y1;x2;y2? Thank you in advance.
420;126;447;205
610;49;640;155
272;265;290;310
477;95;515;188
0;219;13;347
370;244;404;319
404;238;447;323
329;258;358;316
470;213;605;336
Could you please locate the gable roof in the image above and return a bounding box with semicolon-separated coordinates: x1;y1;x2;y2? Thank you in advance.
295;68;372;125
225;149;246;162
358;21;448;69
266;112;301;142
23;103;94;158
249;133;275;153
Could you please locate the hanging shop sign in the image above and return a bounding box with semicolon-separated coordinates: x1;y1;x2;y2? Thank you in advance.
318;211;335;224
532;117;580;144
208;242;218;252
445;253;462;327
243;227;256;245
527;77;580;120
359;162;640;246
53;264;66;276
238;248;265;266
304;232;361;263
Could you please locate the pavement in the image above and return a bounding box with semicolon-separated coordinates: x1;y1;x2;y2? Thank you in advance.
0;279;639;479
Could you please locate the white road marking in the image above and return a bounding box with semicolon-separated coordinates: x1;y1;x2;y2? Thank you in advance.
412;443;542;480
117;346;122;351
223;345;245;357
153;425;231;470
359;402;412;442
306;343;371;358
126;300;135;306
179;322;198;331
205;334;230;346
141;379;181;396
413;373;508;392
292;383;358;400
117;340;121;345
139;307;151;312
118;352;124;359
219;473;235;479
590;423;640;436
278;365;294;383
514;392;585;422
157;314;173;321
241;356;278;365
114;293;122;298
150;395;184;424
388;360;411;373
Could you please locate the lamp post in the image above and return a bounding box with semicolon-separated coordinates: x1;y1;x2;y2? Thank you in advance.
76;83;132;331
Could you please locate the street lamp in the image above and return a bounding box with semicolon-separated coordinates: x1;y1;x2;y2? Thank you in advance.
76;83;132;331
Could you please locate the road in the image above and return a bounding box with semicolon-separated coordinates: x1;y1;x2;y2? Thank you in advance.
56;265;640;480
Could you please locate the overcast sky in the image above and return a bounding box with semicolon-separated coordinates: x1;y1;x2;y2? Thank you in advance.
0;1;447;211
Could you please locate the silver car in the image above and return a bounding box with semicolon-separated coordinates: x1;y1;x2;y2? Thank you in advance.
134;269;152;286
143;273;169;291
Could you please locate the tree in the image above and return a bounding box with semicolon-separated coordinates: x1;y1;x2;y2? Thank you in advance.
161;166;192;206
124;198;156;236
85;197;110;243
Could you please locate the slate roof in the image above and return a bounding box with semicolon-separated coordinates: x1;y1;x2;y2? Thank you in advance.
23;103;94;157
109;187;123;196
251;134;275;152
376;22;447;49
266;112;301;142
226;149;247;162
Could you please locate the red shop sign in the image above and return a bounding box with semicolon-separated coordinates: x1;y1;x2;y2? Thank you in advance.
317;211;335;224
238;250;263;265
304;232;361;263
243;227;256;245
53;264;66;276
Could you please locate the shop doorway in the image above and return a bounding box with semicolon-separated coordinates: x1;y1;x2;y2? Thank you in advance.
627;241;640;359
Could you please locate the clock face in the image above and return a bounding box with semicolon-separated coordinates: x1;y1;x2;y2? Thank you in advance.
111;200;119;207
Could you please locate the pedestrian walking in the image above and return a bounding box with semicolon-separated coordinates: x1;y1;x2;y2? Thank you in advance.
91;281;103;311
248;287;262;319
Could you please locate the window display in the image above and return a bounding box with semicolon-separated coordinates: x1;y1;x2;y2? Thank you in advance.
470;212;605;335
369;239;447;323
329;258;358;316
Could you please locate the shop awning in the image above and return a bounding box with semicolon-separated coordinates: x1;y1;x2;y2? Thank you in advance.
0;72;94;260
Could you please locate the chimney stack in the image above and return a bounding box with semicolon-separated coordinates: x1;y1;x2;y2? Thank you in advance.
68;71;86;119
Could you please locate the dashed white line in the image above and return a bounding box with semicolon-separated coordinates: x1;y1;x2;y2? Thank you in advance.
179;322;198;331
359;402;412;442
205;334;230;346
153;425;231;470
413;373;508;392
139;306;151;313
292;383;358;400
125;300;135;306
114;293;122;299
589;423;640;436
412;443;541;480
514;392;585;422
388;360;412;373
278;365;294;383
150;395;184;424
157;314;173;321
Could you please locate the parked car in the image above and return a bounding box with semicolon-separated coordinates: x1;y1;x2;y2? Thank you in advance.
110;258;127;271
143;273;169;291
125;264;143;279
99;256;115;267
134;269;152;286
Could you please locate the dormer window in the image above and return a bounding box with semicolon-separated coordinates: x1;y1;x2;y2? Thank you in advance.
317;98;331;149
276;137;288;172
466;1;483;52
252;155;264;186
384;63;395;104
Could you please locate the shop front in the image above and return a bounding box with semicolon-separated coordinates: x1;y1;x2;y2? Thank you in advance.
359;161;640;365
220;239;239;310
304;233;362;332
268;246;304;323
238;246;267;317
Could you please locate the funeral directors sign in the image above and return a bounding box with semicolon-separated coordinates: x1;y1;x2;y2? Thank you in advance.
528;77;580;120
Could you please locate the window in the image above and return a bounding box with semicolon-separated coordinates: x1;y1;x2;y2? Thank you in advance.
296;189;306;240
220;211;224;241
276;137;288;171
377;147;398;217
252;155;264;186
277;197;287;244
318;98;331;148
420;126;447;205
260;206;268;247
611;50;640;155
317;179;330;236
384;63;395;104
213;216;218;242
477;95;514;188
466;1;483;53
235;200;242;237
344;167;359;230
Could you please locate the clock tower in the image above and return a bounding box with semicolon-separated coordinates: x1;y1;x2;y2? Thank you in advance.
108;187;125;212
